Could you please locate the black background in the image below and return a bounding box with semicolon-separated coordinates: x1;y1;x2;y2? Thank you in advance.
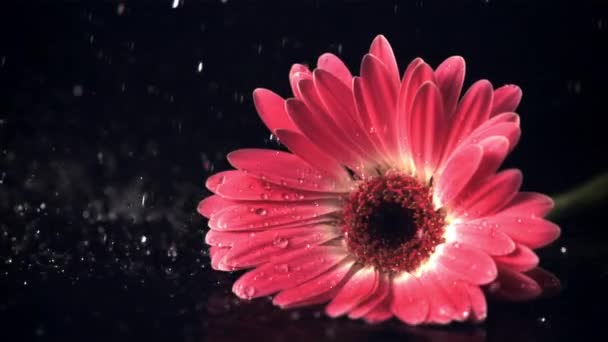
1;0;607;341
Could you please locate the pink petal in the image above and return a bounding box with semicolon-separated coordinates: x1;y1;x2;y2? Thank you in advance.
493;244;539;272
487;267;541;301
227;148;350;192
451;169;523;219
326;266;378;317
348;273;390;319
491;85;522;116
209;246;231;271
205;229;246;247
464;284;487;322
197;195;236;219
500;192;554;219
353;77;392;164
317;53;353;87
442;80;494;160
289;64;312;99
273;259;355;308
467;136;511;183
483;215;560;249
369;35;400;88
407;81;448;180
297;78;372;163
396;58;424;159
455;115;521;154
286;98;367;172
417;271;454;324
363;295;393;324
434;56;466;116
232;246;348;299
312;70;380;164
213;170;340;202
437;242;497;285
221;225;341;268
208;201;341;231
391;273;429;325
401;61;435;117
450;221;516;256
358;54;400;159
275;129;349;180
433;271;473;322
253;88;299;133
434;144;483;206
205;172;226;192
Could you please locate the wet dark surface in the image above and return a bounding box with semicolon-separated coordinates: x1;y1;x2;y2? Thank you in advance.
1;1;607;341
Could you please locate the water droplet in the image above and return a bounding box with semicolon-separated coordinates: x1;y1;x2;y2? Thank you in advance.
272;236;289;248
297;178;304;184
171;0;180;9
560;246;567;254
254;208;267;216
516;217;523;224
282;193;291;200
140;235;147;243
197;61;203;73
260;193;270;200
167;245;178;258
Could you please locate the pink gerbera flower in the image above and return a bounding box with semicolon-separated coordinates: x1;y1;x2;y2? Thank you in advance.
197;35;561;325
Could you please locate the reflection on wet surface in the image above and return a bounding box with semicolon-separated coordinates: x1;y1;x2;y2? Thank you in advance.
1;1;606;341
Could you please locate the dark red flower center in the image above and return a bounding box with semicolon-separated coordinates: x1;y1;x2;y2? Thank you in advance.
342;172;446;273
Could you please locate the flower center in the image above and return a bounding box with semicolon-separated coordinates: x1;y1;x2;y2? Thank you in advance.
342;172;446;273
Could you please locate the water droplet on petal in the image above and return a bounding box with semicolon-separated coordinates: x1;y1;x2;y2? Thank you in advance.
274;264;290;273
254;208;267;216
272;236;289;248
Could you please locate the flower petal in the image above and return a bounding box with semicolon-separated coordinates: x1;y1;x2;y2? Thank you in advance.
434;144;483;206
209;246;231;271
493;244;539;272
197;195;236;219
491;85;522;116
273;259;355;308
407;82;448;180
348;273;390;319
232;246;348;299
208;201;341;231
275;129;349;180
487;267;542;301
317;53;352;87
391;273;429;325
253;88;299;133
363;295;393;324
434;56;466;116
401;61;435;117
451;169;523;219
436;242;497;285
358;54;400;159
286;98;368;172
227;148;350;192
442;80;494;160
417;271;453;324
449;221;516;256
213;170;340;202
326;266;378;317
499;192;554;218
464;284;487;322
221;225;341;268
369;35;400;88
289;64;312;100
482;215;560;249
312;69;381;165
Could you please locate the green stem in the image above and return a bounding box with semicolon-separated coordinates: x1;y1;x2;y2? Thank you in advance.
548;172;608;220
